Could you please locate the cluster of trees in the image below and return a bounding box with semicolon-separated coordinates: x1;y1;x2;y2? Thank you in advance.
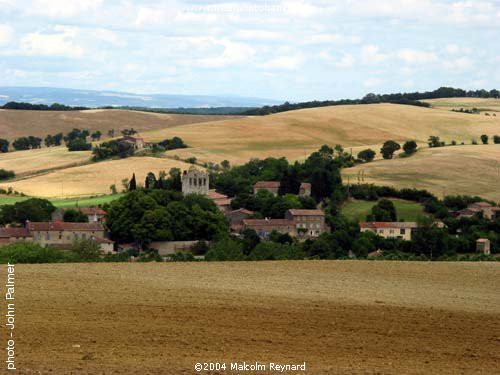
12;136;42;150
429;134;500;147
243;87;500;116
0;169;15;181
44;133;63;147
64;128;92;151
105;189;228;248
1;102;89;111
92;139;135;160
157;137;188;151
357;140;417;163
213;145;347;203
0;198;56;224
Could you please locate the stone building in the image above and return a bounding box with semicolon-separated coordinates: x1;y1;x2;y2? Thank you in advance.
476;238;491;255
457;202;500;220
253;181;312;197
0;221;113;252
285;209;326;238
119;135;145;150
360;222;418;241
299;183;312;197
51;207;107;223
253;181;280;196
182;167;209;195
227;208;254;232
242;209;327;239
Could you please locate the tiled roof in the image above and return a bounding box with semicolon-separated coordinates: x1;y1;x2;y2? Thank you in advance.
230;208;254;215
214;199;232;207
287;209;324;216
243;219;293;227
0;227;31;238
470;202;493;208
254;181;280;189
92;237;114;244
27;222;105;232
360;222;418;229
208;191;228;200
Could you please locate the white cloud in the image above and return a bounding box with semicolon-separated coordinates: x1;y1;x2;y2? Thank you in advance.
364;78;383;88
443;56;474;71
28;0;103;18
285;1;327;18
234;29;284;41
259;55;304;70
397;48;437;64
320;51;355;68
361;45;388;64
304;33;361;45
0;24;13;46
20;26;84;58
196;39;255;68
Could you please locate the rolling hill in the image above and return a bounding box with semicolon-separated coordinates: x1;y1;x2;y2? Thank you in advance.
342;145;500;202
0;108;241;140
141;102;500;164
1;102;499;199
0;157;196;198
425;97;500;112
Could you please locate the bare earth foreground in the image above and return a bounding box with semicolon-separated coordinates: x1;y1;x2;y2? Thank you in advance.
5;261;500;374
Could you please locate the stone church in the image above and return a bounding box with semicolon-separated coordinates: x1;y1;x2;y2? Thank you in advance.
181;167;209;195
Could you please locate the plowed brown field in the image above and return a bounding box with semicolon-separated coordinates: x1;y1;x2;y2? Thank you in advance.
6;261;500;374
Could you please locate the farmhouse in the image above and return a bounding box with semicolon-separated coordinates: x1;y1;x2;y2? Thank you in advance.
51;207;107;223
285;209;327;238
253;181;312;197
0;221;114;252
27;221;107;247
227;208;254;232
360;222;418;241
457;202;500;220
243;209;327;239
0;227;32;245
476;238;491;255
118;135;145;150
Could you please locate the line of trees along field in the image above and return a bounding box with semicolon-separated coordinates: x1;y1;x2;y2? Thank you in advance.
244;86;500;115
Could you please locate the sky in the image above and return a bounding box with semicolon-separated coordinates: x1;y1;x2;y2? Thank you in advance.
0;0;499;101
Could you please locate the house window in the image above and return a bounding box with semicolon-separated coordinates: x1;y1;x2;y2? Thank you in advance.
400;228;406;235
203;178;207;186
59;232;63;239
189;178;192;186
45;232;50;241
35;232;40;241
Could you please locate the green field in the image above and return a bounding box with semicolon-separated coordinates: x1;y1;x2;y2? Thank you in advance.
342;199;426;222
0;194;122;208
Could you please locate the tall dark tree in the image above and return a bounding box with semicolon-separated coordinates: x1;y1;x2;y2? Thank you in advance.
480;134;489;144
0;139;9;153
129;173;137;191
367;199;397;222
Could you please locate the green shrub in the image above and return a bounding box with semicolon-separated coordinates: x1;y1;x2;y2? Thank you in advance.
0;242;66;264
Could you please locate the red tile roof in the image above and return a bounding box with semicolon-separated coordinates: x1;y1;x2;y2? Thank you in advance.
254;181;280;189
0;227;31;238
78;207;106;216
287;209;324;216
208;191;228;200
360;222;418;229
92;237;114;244
243;219;293;227
230;208;254;215
27;222;105;232
214;199;232;207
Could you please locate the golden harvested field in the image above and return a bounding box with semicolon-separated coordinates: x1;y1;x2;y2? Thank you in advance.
0;157;195;198
343;145;500;201
8;261;500;374
141;103;500;164
426;97;500;112
0;146;91;176
0;108;241;141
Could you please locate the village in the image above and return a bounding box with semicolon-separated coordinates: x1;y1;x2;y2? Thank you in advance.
1;164;498;259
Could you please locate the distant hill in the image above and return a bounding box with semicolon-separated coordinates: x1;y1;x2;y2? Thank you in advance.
0;87;281;108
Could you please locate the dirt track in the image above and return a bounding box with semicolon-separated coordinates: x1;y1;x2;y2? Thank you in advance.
5;261;500;374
